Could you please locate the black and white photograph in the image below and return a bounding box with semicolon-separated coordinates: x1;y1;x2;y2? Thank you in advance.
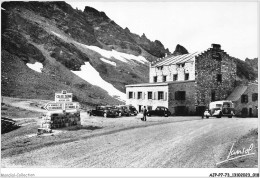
1;0;259;177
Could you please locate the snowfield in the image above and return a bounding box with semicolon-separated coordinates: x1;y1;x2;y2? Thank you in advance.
26;62;43;73
50;30;148;64
77;43;148;64
72;62;126;101
100;58;116;66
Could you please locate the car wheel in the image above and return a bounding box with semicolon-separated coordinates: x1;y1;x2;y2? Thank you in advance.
217;112;222;118
118;112;122;117
228;115;232;118
89;112;92;116
164;113;168;117
104;113;107;118
206;116;209;118
147;113;151;117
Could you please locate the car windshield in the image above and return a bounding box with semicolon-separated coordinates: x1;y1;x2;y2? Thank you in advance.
223;102;232;108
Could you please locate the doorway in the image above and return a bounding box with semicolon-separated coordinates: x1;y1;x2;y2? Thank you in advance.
138;105;142;112
249;108;253;117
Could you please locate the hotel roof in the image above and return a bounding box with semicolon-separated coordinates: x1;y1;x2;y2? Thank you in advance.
151;52;199;67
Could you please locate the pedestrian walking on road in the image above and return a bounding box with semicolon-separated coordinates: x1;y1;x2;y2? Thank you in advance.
143;106;147;121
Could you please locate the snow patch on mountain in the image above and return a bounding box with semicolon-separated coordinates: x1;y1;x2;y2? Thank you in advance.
71;62;126;101
100;58;116;66
26;62;43;73
77;43;148;64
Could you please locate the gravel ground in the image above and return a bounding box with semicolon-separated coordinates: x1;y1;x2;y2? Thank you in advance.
2;115;257;168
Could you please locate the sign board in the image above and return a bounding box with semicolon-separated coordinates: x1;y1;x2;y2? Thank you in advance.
44;102;63;111
44;102;80;111
65;102;80;110
55;90;73;103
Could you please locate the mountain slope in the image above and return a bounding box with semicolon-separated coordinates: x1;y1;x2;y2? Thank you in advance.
1;1;172;105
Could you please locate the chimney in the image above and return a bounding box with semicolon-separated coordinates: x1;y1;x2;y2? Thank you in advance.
212;44;221;50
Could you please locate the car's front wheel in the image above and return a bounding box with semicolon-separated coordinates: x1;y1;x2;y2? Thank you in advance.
164;113;168;117
104;113;107;118
147;113;151;116
228;115;232;118
206;116;209;118
118;112;122;117
217;112;222;118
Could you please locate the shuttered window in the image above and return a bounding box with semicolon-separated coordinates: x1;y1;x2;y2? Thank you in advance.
252;93;258;101
148;92;152;100
138;92;142;99
128;92;133;99
241;95;248;103
158;91;164;100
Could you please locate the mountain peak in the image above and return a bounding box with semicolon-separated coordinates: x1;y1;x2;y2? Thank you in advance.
84;6;109;20
141;33;147;38
124;27;130;33
172;44;189;56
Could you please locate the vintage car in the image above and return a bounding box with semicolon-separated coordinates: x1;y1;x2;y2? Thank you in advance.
116;105;138;116
147;106;171;117
203;100;234;118
89;105;119;117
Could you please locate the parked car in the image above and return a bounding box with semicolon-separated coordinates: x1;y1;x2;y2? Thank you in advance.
110;105;123;117
89;105;119;117
203;100;234;118
147;106;171;117
125;105;138;116
113;105;138;116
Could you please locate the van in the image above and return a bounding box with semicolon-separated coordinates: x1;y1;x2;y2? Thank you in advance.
204;100;234;118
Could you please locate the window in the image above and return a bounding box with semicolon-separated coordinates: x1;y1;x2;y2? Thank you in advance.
163;75;167;82
217;74;222;82
153;76;157;83
185;73;189;80
129;92;133;99
138;92;142;99
147;106;152;111
158;91;164;100
173;74;178;81
148;92;152;99
175;91;186;100
212;52;222;61
241;94;248;103
211;90;215;101
157;66;163;70
252;93;258;101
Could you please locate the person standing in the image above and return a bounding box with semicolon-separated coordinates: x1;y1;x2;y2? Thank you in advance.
143;106;147;121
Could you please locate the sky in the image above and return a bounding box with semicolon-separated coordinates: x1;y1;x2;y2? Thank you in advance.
68;1;258;60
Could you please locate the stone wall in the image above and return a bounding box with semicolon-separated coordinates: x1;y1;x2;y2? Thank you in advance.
149;62;195;83
168;80;196;115
195;44;237;107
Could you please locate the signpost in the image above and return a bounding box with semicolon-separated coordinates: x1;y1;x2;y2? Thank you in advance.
39;90;81;133
43;90;80;111
43;102;80;111
44;102;63;111
55;90;73;103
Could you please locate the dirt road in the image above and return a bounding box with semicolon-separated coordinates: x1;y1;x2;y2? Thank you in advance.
2;97;50;113
2;116;257;168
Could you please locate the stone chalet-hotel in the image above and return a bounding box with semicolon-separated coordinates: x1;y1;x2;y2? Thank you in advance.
125;44;258;117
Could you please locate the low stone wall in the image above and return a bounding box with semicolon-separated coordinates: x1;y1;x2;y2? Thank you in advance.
40;111;81;130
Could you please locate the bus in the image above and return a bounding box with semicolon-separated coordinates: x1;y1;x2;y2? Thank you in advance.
204;100;234;118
